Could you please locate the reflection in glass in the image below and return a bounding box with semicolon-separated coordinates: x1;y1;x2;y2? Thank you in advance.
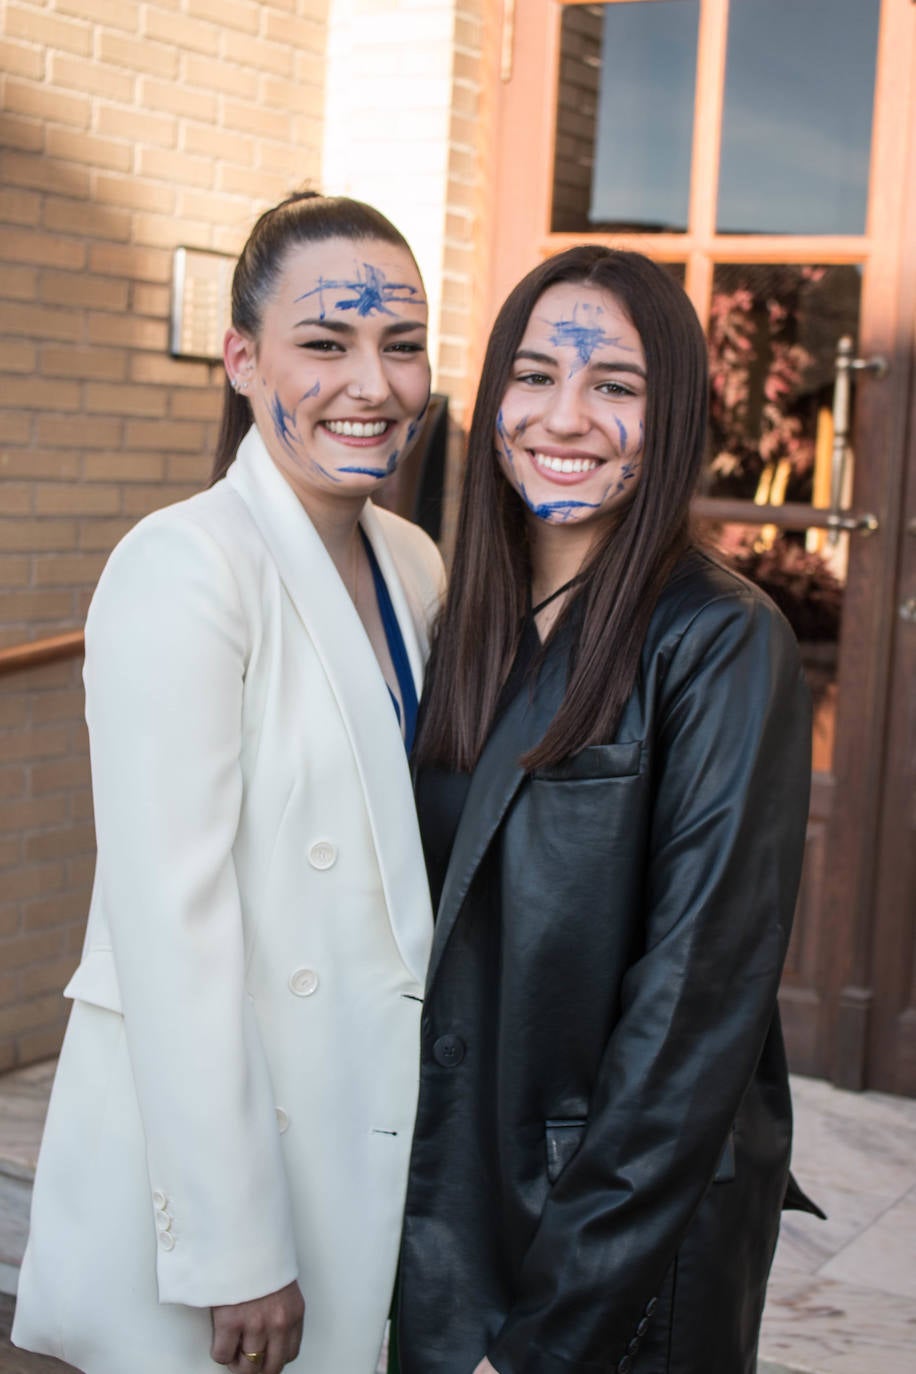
717;0;880;235
700;262;862;774
551;1;699;234
704;263;861;503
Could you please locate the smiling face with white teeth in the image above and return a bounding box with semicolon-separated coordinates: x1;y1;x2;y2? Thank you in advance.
496;281;647;537
224;235;430;511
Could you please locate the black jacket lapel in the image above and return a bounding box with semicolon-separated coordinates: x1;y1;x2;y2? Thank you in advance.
425;631;570;994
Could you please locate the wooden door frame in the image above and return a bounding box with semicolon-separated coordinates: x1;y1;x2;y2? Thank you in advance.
860;38;916;1095
490;0;916;1090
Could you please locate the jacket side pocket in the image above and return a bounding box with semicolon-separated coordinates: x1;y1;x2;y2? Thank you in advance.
545;1118;587;1184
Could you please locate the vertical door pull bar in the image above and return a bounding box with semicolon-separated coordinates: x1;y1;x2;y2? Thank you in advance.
828;335;886;544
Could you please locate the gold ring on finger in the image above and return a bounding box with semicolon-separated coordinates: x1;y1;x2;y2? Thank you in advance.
242;1353;264;1364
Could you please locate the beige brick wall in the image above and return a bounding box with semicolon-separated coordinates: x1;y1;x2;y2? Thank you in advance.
0;0;329;1070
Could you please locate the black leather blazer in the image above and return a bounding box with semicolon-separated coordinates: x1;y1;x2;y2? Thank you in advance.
399;551;815;1374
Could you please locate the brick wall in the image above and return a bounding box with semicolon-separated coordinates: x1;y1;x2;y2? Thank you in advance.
0;0;330;1070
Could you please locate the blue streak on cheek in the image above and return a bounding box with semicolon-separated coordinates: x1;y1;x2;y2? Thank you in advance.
612;460;642;496
497;408;538;513
270;391;298;454
302;379;320;399
269;388;341;482
614;416;628;451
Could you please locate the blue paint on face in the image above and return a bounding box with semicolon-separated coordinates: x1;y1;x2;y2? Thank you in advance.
270;390;299;455
529;497;604;521
611;460;642;497
547;303;634;376
269;388;339;483
614;416;628;451
295;263;425;320
302;378;320;399
338;445;400;479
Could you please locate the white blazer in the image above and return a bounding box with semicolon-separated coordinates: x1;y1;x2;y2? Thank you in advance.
13;427;445;1374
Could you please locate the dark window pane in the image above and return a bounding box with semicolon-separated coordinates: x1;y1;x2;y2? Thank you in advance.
551;1;699;234
717;0;880;235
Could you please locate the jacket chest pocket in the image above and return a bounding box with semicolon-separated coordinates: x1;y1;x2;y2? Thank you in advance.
545;1118;587;1184
532;740;642;783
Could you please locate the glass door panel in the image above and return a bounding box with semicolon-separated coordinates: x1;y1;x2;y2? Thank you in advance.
551;1;699;233
717;0;881;234
698;262;864;773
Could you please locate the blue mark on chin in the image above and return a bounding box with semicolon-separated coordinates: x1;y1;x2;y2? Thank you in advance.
339;446;400;479
295;263;425;319
530;498;603;521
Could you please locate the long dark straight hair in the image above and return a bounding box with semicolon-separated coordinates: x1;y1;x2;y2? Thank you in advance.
211;190;418;484
414;246;709;772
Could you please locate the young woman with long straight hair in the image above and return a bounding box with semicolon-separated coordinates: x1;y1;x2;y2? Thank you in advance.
398;246;820;1374
14;191;444;1374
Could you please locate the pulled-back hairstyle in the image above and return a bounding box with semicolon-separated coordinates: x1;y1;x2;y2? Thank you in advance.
211;190;417;482
414;246;709;772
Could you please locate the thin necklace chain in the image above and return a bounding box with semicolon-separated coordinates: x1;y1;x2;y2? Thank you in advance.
530;572;585;618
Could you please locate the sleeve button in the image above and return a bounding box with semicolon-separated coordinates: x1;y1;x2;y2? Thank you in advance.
432;1034;465;1067
158;1230;176;1251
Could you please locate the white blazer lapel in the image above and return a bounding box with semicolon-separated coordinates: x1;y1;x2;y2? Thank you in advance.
226;427;432;985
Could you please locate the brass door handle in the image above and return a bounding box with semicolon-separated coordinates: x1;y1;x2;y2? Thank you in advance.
899;599;916;624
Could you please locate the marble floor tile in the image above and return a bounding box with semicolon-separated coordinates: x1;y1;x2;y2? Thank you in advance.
818;1185;916;1301
787;1075;916;1199
760;1269;916;1374
770;1181;905;1277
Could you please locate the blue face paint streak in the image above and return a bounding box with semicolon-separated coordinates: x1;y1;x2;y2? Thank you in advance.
547;303;635;377
614;416;628;451
270;390;299;456
612;461;642;497
269;389;340;482
295;263;425;319
529;498;604;521
338;446;400;479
